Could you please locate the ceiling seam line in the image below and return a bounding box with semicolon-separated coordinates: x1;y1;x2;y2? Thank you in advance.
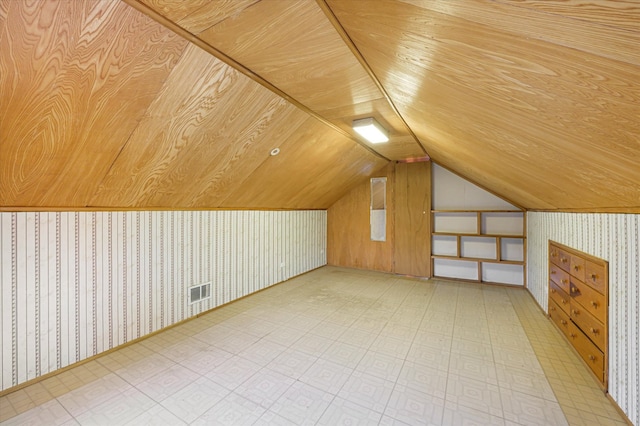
120;0;390;163
316;0;430;158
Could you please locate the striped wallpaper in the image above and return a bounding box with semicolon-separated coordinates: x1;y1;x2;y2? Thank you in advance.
527;212;639;425
0;210;326;392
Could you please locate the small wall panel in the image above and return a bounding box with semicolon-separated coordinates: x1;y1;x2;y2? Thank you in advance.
461;237;496;260
501;238;524;262
433;213;477;234
0;210;326;392
481;263;524;286
482;212;524;235
433;258;479;281
432;235;457;257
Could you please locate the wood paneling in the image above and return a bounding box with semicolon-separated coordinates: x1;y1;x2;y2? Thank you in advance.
138;0;259;34
0;0;387;210
328;0;640;211
0;0;187;207
2;0;639;212
177;0;423;160
327;163;395;272
394;162;431;277
327;161;432;276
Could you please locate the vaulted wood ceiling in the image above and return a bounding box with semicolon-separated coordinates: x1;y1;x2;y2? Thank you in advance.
1;0;638;211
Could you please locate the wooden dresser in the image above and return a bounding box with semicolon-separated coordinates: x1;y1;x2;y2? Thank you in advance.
548;241;609;389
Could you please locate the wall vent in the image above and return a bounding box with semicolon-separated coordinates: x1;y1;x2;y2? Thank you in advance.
189;282;211;304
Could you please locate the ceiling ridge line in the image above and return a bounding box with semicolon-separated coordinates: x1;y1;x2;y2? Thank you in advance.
120;0;390;162
316;0;430;159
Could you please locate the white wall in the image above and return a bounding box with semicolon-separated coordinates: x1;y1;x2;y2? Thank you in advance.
527;212;639;425
0;210;326;392
432;163;516;210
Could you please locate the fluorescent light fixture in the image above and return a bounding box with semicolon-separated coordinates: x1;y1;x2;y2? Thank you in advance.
352;117;389;144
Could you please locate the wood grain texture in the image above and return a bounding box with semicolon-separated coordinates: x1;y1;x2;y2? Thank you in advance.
329;0;640;210
194;0;423;161
327;163;395;272
394;161;431;277
0;0;187;206
223;117;387;209
90;44;386;209
138;0;259;35
500;0;640;33
1;0;387;210
400;0;640;67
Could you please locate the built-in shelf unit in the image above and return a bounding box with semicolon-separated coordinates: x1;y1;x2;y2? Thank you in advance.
431;209;526;286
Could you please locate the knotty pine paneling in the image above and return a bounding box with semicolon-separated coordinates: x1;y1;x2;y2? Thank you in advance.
0;210;326;392
527;212;640;425
0;0;187;207
329;0;640;211
394;162;431;277
327;163;395;272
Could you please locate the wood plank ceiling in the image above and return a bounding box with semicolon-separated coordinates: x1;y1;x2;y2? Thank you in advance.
1;0;638;211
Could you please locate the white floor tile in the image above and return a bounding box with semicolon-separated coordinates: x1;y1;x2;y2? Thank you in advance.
74;387;154;426
270;381;335;426
337;371;395;413
384;385;445;426
316;396;383;425
160;376;229;423
192;392;265;426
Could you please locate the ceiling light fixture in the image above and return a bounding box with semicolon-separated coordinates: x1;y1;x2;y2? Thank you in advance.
352;117;389;144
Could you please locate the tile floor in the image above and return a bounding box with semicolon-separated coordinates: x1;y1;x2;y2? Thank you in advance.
0;267;629;425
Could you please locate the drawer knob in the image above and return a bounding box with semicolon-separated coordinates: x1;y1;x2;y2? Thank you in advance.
551;289;556;293
550;306;556;311
561;299;567;304
574;265;580;271
590;301;598;308
570;333;576;338
561;258;568;263
551;270;556;274
590;273;597;280
589;355;596;361
560;319;567;325
571;287;577;293
561;279;567;284
572;309;579;315
590;327;598;335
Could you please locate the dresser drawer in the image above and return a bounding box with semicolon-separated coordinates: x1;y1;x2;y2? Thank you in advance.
556;248;571;272
549;301;572;339
585;260;606;295
549;263;570;293
570;279;607;324
567;322;604;382
549;281;570;315
570;254;586;282
549;245;561;267
570;303;605;350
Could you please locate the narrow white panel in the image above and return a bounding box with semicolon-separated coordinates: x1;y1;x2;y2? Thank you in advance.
433;212;477;234
460;237;496;259
432;235;457;256
433;258;478;280
482;263;524;286
501;238;524;262
1;214;14;389
482;212;523;235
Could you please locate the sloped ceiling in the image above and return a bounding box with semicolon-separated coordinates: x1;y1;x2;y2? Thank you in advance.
1;0;639;211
